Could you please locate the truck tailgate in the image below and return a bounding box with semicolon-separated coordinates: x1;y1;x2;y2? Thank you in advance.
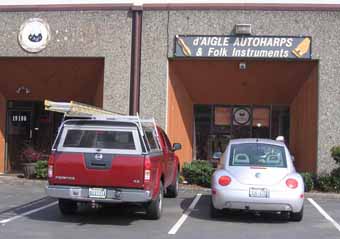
51;152;145;188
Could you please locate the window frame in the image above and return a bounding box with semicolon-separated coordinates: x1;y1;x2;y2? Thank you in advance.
57;125;143;155
143;127;161;152
161;130;173;152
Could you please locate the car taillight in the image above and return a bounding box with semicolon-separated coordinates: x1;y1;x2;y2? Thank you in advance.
144;158;151;182
218;176;231;186
286;178;298;189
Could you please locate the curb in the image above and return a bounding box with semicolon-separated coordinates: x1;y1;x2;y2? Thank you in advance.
305;192;340;199
0;175;47;185
179;184;211;194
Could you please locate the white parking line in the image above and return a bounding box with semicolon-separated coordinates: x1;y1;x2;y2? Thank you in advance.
0;201;57;225
308;198;340;232
168;193;202;235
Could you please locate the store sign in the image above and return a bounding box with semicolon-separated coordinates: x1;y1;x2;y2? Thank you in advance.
18;18;51;53
12;115;28;123
233;107;251;126
175;35;311;59
10;111;31;127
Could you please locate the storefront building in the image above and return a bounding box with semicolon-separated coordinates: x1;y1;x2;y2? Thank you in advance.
0;1;339;175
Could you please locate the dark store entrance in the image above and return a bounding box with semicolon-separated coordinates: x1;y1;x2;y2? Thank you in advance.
6;101;63;172
194;104;289;161
167;59;318;173
0;57;104;173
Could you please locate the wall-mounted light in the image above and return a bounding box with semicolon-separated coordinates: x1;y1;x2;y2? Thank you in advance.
239;62;247;70
234;24;252;35
16;86;31;95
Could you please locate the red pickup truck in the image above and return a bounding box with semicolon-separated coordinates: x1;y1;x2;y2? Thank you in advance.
46;117;181;219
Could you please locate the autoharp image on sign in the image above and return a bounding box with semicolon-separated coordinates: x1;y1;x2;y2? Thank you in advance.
176;35;191;56
292;37;311;58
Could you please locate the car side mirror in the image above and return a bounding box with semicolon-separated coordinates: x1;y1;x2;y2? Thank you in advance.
291;155;295;162
173;143;182;151
213;152;223;160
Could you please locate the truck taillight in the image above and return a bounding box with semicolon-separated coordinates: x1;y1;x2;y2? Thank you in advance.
48;154;55;179
48;165;53;178
144;158;151;181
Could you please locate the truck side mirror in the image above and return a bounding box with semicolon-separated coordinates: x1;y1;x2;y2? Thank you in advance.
173;143;182;151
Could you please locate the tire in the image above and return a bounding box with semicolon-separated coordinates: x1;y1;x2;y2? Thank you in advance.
58;199;77;215
165;170;179;198
210;197;223;218
145;181;163;220
290;207;303;222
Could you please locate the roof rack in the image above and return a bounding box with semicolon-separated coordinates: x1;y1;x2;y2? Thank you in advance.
44;100;158;137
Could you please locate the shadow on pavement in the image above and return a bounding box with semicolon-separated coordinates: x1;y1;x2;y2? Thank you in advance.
0;197;51;216
181;194;290;224
27;202;152;226
19;192;199;226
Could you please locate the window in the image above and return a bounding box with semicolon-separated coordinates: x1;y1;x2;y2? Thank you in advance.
229;143;287;168
252;108;270;127
162;131;172;151
145;130;159;151
62;129;136;150
214;107;232;126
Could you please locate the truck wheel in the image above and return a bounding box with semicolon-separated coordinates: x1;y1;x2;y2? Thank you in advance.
58;199;77;215
165;170;179;198
290;207;303;222
210;197;223;218
145;181;163;220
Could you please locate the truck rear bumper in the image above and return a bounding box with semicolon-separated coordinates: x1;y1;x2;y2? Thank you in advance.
46;184;152;203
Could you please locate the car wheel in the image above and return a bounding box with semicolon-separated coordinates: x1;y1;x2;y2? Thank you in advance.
290;207;303;222
165;170;179;198
58;199;77;215
210;197;223;218
145;181;163;220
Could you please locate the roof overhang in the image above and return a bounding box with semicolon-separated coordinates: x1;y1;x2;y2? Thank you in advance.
0;0;340;11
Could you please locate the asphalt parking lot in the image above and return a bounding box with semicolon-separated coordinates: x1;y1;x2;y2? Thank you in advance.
1;178;340;239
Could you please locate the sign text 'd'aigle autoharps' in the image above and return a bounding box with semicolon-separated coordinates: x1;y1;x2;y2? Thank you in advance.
175;35;311;59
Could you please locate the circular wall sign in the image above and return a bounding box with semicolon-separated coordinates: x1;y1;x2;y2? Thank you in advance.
233;107;251;125
18;18;51;53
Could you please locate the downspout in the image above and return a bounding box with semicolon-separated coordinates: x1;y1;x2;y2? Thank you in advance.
129;5;143;115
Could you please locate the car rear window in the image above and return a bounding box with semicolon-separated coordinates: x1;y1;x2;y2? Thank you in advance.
229;143;287;168
63;130;136;149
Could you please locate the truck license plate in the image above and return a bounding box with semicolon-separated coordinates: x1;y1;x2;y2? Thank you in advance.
89;188;107;199
249;188;269;198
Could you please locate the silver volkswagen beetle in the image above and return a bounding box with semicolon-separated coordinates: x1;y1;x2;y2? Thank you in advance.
211;138;304;221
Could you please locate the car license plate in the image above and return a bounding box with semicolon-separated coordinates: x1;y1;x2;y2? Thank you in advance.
89;188;107;199
249;188;269;198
